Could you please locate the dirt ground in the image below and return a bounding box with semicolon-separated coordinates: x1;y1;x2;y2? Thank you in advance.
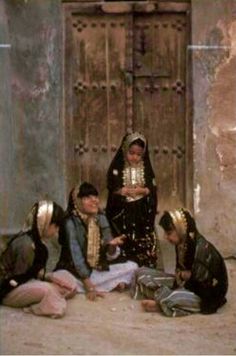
0;240;236;355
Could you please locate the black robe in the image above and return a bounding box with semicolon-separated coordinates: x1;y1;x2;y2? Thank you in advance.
185;232;228;314
106;136;158;268
0;233;48;301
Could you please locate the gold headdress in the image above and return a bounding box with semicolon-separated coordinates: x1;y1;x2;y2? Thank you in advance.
22;200;54;238
71;184;81;217
169;208;188;240
122;132;146;154
37;201;54;238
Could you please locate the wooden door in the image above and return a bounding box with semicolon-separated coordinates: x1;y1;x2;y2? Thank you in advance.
63;1;192;211
133;12;190;211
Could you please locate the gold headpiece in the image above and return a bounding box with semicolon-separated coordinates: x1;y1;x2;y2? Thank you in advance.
22;200;54;238
71;185;81;216
122;132;146;154
169;208;188;240
37;201;54;238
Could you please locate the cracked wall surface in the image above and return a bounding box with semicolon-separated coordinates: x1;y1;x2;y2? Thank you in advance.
0;0;66;233
192;0;236;255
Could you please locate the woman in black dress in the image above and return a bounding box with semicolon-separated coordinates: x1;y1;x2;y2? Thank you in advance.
106;132;158;268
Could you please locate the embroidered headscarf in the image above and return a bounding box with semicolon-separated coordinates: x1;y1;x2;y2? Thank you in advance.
107;132;156;190
159;208;196;274
169;209;188;240
67;182;101;269
22;200;54;239
122;132;147;155
159;208;196;240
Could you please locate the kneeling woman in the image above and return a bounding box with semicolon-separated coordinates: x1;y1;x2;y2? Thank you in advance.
0;201;78;318
132;209;228;317
56;182;138;301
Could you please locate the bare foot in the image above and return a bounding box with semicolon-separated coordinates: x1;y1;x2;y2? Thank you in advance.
141;300;158;312
115;282;127;292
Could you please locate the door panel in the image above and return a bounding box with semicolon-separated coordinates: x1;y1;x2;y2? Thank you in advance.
133;13;188;210
63;3;191;211
64;9;131;201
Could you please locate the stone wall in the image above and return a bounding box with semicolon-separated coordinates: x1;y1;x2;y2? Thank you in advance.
0;0;65;234
191;0;236;255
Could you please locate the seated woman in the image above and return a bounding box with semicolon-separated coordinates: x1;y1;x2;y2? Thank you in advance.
106;132;158;268
0;201;78;318
55;182;138;301
132;208;228;317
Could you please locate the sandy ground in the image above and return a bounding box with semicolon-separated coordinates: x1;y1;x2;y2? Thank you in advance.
0;239;236;355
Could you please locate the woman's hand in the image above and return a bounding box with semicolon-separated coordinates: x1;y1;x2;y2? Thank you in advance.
120;186;149;198
133;187;149;196
120;187;131;196
176;270;192;284
109;235;126;246
180;270;192;281
86;289;105;301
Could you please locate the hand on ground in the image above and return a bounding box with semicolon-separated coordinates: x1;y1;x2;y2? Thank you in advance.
86;290;105;302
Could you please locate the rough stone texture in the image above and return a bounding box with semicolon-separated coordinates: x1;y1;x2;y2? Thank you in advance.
0;0;66;234
191;0;236;255
0;2;15;233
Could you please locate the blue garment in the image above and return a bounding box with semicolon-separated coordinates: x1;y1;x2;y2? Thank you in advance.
56;212;113;280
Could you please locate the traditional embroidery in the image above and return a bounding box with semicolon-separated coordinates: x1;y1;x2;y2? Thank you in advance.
71;185;101;269
122;162;146;202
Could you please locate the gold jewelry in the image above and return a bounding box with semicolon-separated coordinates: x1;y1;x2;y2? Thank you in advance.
71;185;101;269
37;201;54;238
169;208;188;240
22;200;53;239
122;132;146;154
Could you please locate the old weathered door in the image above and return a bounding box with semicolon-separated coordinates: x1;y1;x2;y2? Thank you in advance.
63;1;191;211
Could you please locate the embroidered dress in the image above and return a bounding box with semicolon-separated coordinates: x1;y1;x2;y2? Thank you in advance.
106;132;158;268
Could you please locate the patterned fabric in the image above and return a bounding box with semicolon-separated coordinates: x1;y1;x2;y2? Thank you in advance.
123;162;145;202
132;230;228;316
131;267;175;300
154;286;201;317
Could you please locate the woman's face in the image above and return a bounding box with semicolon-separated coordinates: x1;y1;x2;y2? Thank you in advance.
164;229;181;245
79;195;99;215
126;144;144;166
